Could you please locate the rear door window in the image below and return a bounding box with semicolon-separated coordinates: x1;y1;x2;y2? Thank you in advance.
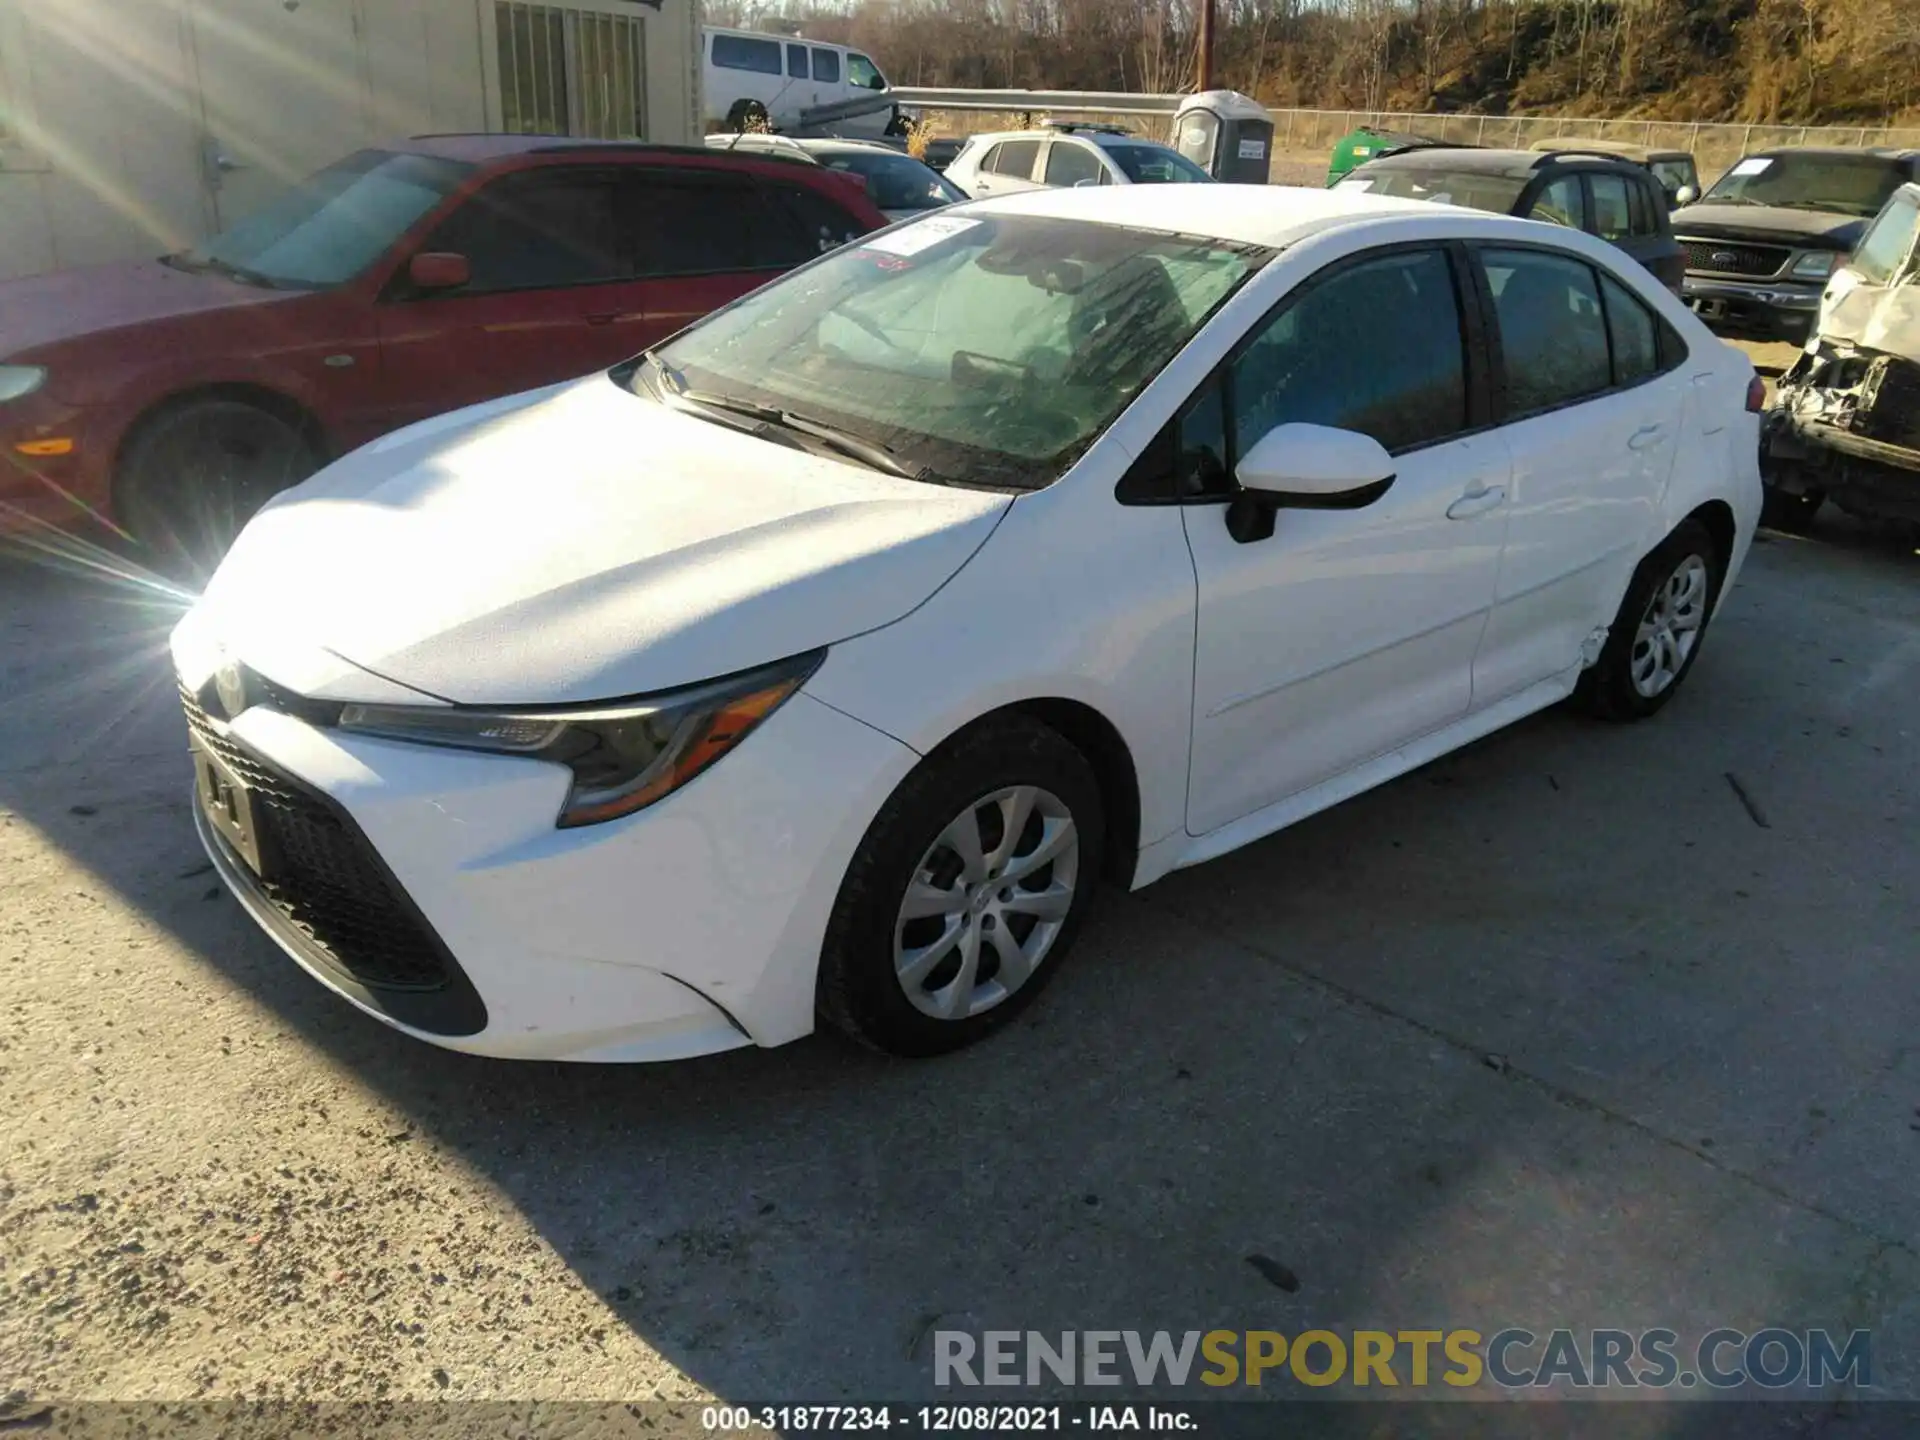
811;48;841;84
711;35;782;75
1529;175;1586;229
625;172;785;276
761;180;870;259
1600;273;1661;386
989;140;1040;179
1479;247;1612;416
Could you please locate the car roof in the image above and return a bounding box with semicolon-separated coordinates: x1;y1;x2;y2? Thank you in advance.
1358;146;1650;179
1752;145;1920;161
1527;137;1692;162
966;183;1472;247
407;133;818;171
962;128;1172;152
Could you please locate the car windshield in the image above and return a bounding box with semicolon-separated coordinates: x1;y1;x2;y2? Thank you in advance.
1702;154;1906;217
818;151;965;211
642;214;1268;490
1103;144;1214;184
172;150;472;289
1339;168;1528;214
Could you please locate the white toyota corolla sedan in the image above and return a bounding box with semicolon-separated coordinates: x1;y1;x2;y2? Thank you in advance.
171;185;1763;1062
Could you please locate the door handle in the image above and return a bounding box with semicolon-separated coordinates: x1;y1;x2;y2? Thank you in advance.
1628;423;1666;450
1446;485;1505;520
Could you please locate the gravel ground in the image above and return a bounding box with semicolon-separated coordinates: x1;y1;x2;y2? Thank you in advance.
3;485;1918;1417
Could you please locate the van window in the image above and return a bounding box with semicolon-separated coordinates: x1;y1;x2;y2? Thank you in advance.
988;140;1040;179
847;54;885;91
811;48;841;84
712;35;782;75
786;44;808;80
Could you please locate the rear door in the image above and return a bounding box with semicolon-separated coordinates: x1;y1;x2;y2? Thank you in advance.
374;165;647;428
1587;169;1684;290
1469;244;1689;705
968;139;1043;198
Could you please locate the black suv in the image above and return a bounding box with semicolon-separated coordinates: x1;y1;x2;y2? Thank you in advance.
1671;146;1920;343
1337;149;1685;290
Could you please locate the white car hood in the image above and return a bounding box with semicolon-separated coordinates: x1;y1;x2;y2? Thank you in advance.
192;377;1010;705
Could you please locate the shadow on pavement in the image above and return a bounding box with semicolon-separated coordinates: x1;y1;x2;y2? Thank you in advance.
2;526;1914;1419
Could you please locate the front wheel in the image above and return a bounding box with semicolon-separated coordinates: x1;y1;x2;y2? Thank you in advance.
117;399;319;581
1571;518;1724;722
817;716;1105;1057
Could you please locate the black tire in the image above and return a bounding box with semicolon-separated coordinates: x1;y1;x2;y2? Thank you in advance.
1571;518;1724;722
725;98;770;134
817;716;1105;1058
118;398;319;580
1760;483;1823;533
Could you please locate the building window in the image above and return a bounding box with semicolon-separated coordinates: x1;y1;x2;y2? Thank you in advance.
496;3;648;141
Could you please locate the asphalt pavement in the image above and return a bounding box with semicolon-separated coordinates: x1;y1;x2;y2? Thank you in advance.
1;508;1917;1426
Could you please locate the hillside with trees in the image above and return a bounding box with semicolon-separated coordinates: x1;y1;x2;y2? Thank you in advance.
709;0;1920;125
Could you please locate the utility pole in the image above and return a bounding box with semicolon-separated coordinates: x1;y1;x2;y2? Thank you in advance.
1197;0;1216;93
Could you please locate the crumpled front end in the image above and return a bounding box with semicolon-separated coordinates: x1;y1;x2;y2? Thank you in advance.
1764;338;1920;527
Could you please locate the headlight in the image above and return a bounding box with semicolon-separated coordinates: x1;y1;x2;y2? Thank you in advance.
1789;251;1837;279
337;650;824;828
0;366;47;403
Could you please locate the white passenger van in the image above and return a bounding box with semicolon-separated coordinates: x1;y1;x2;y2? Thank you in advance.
702;27;901;139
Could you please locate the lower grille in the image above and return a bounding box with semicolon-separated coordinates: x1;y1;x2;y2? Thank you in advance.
181;685;452;993
1680;239;1790;278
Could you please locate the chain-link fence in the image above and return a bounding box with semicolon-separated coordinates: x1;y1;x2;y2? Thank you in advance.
898;91;1920;186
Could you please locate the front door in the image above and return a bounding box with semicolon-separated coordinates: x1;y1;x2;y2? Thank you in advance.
375;166;650;430
1183;246;1511;835
1468;246;1686;705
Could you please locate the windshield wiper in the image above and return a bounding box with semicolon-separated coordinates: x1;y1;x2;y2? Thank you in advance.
650;373;927;482
160;251;286;287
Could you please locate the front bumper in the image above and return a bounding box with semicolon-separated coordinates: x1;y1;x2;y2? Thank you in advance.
181;681;919;1062
1680;276;1822;342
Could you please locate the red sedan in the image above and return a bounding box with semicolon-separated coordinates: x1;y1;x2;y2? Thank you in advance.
0;135;885;568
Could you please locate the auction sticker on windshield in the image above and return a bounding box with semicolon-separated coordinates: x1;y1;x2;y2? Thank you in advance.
1729;157;1774;177
861;215;982;258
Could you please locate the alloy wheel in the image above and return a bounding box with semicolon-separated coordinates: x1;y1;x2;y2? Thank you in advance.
1630;552;1708;698
893;785;1080;1021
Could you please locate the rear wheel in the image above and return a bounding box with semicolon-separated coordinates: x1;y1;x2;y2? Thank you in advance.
817;716;1104;1057
117;398;319;580
1571;518;1724;722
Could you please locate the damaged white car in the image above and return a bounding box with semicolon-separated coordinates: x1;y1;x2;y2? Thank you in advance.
1763;181;1920;531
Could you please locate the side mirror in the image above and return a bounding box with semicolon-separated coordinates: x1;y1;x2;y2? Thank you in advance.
1226;423;1396;543
408;251;471;291
1673;184;1699;207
